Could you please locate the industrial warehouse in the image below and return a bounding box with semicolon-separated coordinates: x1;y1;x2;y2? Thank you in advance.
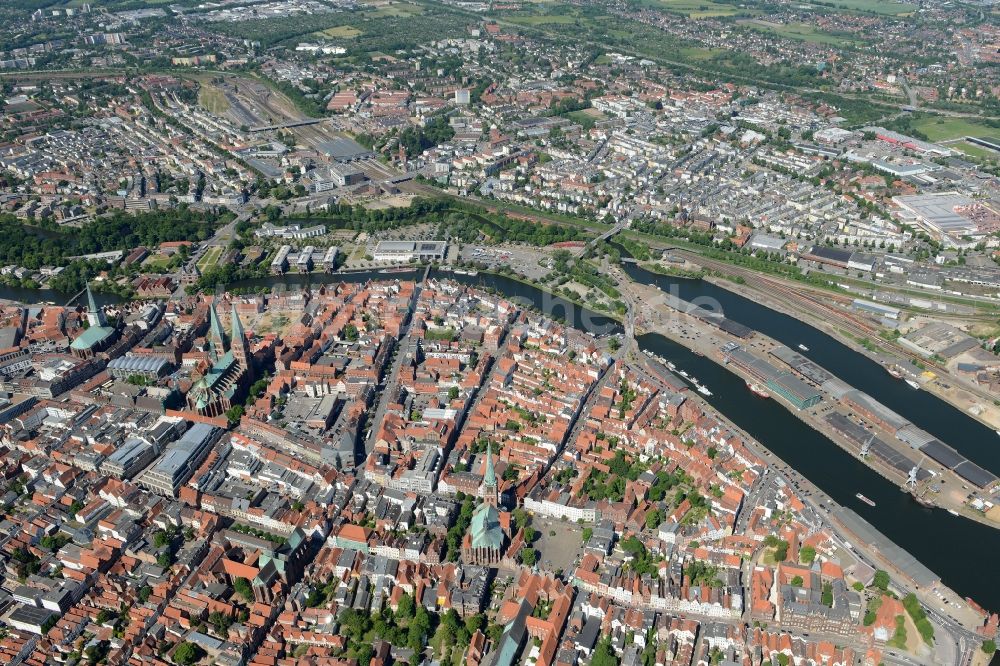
723;347;822;409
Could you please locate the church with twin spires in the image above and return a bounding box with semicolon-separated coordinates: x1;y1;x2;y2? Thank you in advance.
186;300;253;418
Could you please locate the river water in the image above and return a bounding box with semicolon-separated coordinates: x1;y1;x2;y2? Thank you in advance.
620;262;1000;479
1;267;997;609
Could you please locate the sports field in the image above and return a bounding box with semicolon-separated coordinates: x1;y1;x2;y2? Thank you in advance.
910;117;999;142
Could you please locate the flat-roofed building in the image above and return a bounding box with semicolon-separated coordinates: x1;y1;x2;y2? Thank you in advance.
297;246;314;272
321;246;340;271
271;245;291;274
313;164;367;191
7;605;54;634
852;299;900;320
373;240;447;263
138;422;221;497
892;192;984;245
104;436;156;479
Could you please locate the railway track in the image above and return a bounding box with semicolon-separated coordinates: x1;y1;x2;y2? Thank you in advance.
677;251;950;371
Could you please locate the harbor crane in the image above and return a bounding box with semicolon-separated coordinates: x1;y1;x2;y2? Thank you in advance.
860;433;874;458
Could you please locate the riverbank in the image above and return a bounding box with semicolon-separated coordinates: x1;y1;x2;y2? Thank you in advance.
697;270;1000;435
635;341;987;633
613;263;1000;531
438;264;626;325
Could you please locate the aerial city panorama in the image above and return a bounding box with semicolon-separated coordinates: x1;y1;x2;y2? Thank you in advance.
3;0;1000;665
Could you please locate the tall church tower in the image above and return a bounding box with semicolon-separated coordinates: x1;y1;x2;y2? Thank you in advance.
207;301;226;362
85;284;106;328
482;443;498;508
230;303;253;382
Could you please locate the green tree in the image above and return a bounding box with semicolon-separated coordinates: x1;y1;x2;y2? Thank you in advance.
512;507;529;532
225;405;245;424
465;614;484;636
872;570;890;592
520;547;537;567
209;610;231;636
982;640;997;655
821;582;834;607
172;642;203;665
233;577;254;602
397;592;415;621
591;636;619;666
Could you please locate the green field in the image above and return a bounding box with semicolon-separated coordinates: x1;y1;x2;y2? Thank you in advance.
198;84;230;114
911;117;1000;142
813;0;916;14
649;0;744;18
363;1;423;18
317;25;363;38
507;13;578;25
741;20;860;46
954;140;999;161
197;246;223;272
565;109;606;129
142;253;174;271
567;109;605;122
678;46;726;61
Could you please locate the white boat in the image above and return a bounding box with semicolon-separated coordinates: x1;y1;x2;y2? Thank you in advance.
679;370;689;378
697;385;712;397
947;509;960;517
666;361;676;371
746;381;771;399
798;343;809;352
855;493;876;507
905;379;920;390
996;430;1000;437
